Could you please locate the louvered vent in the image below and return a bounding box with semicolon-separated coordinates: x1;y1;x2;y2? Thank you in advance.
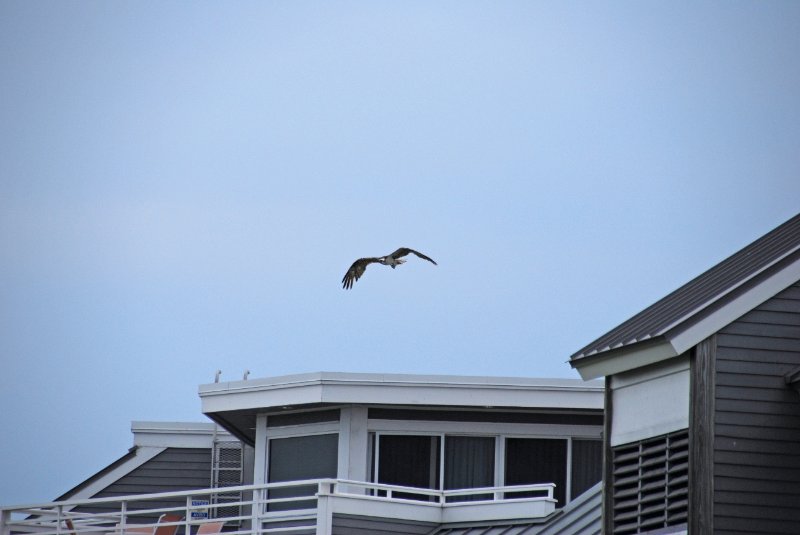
612;429;688;534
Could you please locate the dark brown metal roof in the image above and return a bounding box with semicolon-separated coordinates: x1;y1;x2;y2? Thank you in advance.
570;213;800;362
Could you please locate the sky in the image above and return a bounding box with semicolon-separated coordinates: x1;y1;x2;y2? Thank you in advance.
2;0;800;507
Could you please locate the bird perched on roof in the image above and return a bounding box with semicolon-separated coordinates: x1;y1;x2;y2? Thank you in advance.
342;247;437;289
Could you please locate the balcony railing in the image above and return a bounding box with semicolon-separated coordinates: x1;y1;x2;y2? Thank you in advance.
0;479;557;535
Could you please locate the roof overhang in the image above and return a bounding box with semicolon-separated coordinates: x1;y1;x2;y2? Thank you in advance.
571;251;800;380
200;372;604;444
131;421;234;448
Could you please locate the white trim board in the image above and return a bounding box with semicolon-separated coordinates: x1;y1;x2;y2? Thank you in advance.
132;421;234;448
200;372;604;414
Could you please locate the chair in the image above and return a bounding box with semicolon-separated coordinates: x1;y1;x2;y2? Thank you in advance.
152;514;183;535
110;513;183;535
195;522;225;535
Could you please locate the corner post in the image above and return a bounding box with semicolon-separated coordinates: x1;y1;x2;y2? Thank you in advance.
690;336;716;533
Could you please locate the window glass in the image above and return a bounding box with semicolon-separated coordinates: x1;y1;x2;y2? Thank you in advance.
377;435;440;500
505;438;567;505
570;439;602;500
268;433;338;510
444;436;495;501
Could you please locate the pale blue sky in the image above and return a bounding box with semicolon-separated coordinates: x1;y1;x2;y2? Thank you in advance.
2;1;799;506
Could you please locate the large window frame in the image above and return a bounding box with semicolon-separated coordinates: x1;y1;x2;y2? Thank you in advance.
258;416;341;512
370;429;601;505
254;408;603;508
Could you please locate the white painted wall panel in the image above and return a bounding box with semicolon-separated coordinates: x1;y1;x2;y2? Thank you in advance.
610;358;690;447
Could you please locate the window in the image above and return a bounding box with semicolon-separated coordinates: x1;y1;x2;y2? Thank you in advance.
505;438;567;505
571;439;602;500
374;434;496;501
267;433;338;511
444;436;495;501
371;433;601;507
376;435;440;500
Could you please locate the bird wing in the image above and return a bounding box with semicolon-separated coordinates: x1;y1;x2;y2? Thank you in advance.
342;257;381;289
389;247;438;265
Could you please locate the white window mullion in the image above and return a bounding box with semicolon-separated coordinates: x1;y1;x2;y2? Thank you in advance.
494;435;504;500
439;435;445;491
373;432;381;483
566;437;573;504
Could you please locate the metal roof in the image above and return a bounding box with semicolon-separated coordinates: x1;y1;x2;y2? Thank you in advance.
570;212;800;363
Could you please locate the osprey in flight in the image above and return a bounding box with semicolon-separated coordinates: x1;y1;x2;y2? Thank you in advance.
342;247;437;289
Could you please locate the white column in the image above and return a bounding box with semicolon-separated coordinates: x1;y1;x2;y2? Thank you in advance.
253;414;268;485
337;409;351;480
346;407;369;482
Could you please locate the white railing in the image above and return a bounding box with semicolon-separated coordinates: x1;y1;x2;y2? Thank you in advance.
0;479;557;535
330;479;554;504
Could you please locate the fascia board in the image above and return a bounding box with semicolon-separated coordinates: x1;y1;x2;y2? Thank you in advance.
668;254;800;355
199;373;604;413
131;421;234;448
573;255;800;380
201;383;325;414
318;383;603;409
571;340;678;380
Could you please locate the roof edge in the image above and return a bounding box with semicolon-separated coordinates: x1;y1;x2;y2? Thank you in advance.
569;338;676;380
572;251;800;379
200;372;602;397
570;213;800;364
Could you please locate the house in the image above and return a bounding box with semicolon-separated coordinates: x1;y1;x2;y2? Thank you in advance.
1;372;605;535
569;212;800;534
44;422;249;522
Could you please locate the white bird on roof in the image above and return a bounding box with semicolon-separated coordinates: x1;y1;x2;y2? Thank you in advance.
342;247;437;289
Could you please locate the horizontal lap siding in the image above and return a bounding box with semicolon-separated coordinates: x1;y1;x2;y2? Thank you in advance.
73;448;212;520
713;283;800;534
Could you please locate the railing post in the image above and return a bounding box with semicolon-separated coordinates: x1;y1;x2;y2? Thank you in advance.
1;509;10;535
251;488;261;535
185;496;192;535
56;505;63;535
120;501;127;535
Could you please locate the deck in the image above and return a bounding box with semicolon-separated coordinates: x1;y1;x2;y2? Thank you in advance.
1;479;558;535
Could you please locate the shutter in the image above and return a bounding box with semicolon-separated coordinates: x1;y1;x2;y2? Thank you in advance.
611;429;689;534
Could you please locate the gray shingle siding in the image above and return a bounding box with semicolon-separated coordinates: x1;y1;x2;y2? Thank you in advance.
72;448;212;519
713;282;800;534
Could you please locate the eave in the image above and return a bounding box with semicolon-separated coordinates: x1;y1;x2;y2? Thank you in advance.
571;250;800;380
199;372;604;444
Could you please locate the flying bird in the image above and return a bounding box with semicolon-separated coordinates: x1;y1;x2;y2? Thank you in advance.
342;247;437;289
